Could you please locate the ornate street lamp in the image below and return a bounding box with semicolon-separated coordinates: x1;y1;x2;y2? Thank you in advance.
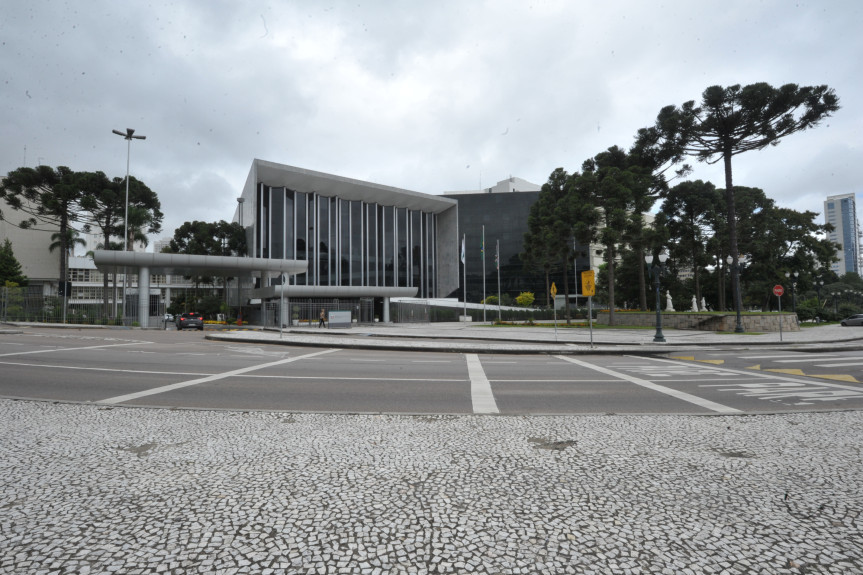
112;128;146;324
814;280;824;321
726;255;745;333
785;271;799;313
645;252;669;343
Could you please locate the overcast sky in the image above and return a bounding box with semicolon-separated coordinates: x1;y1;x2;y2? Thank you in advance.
3;1;860;249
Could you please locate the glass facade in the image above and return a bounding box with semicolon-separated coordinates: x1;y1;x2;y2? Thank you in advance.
255;184;439;297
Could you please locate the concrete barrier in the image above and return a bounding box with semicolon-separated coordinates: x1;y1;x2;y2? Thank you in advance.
596;311;800;332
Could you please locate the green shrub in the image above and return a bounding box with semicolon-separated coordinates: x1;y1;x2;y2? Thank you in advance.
515;291;535;307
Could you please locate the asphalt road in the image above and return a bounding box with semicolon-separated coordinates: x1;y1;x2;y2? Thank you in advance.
2;329;863;414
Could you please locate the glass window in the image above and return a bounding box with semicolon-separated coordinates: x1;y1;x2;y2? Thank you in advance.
351;201;363;285
295;192;306;285
396;207;408;287
285;189;294;259
271;187;284;259
340;200;351;286
411;210;422;289
366;204;377;286
330;197;338;286
318;197;329;286
383;205;394;286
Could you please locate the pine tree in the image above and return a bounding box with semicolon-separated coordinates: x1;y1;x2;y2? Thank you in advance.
0;239;28;286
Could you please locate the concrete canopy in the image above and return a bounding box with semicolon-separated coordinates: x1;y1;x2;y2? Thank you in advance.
92;250;307;278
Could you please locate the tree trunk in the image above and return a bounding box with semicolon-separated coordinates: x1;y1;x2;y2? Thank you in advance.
724;152;741;315
638;247;647;311
607;243;616;326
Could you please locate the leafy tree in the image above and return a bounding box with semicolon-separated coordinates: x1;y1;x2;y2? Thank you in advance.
0;166;83;285
166;220;247;310
570;146;656;324
78;172;163;316
0;238;28;286
731;186;838;311
637;83;840;323
49;229;86;257
657;180;723;304
521;168;577;320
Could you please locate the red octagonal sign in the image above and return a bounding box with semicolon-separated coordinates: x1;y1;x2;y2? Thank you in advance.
773;285;785;297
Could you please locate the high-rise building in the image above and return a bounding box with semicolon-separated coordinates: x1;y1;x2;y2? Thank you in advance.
824;193;860;276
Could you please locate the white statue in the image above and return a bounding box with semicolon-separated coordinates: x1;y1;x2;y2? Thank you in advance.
665;290;675;312
700;297;708;312
691;295;699;312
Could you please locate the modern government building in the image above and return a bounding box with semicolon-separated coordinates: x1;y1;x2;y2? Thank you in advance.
82;159;468;327
10;158;857;328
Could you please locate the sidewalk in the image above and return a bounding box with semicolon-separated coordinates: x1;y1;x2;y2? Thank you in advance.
206;321;863;354
6;320;862;354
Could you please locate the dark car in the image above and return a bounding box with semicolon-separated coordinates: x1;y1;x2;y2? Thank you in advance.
841;314;863;327
176;312;204;331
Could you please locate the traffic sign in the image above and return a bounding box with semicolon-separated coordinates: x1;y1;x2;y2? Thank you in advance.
550;282;558;299
582;270;596;296
773;285;784;297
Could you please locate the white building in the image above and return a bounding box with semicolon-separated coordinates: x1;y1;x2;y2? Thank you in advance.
824;193;861;276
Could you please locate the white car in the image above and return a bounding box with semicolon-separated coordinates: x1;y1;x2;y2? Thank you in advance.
164;313;174;322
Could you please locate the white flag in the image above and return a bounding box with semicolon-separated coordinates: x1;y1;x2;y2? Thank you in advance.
460;236;465;264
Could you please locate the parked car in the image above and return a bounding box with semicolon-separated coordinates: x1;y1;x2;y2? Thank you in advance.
163;313;174;322
176;312;204;331
840;314;863;326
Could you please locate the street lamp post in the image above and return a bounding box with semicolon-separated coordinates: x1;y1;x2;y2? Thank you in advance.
645;252;669;343
726;255;745;333
814;280;824;321
785;271;799;313
112;128;146;324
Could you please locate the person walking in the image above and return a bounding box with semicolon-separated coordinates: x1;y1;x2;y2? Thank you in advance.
318;309;326;328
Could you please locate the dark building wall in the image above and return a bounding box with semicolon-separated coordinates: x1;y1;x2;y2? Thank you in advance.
443;190;594;306
444;191;543;303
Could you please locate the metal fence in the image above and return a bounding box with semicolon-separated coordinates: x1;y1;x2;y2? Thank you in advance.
260;298;377;327
0;286;164;326
392;300;430;323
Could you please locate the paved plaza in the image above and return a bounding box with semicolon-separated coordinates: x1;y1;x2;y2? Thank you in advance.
2;399;861;574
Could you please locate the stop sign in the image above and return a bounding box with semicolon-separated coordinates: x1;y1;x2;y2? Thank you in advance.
773;285;785;296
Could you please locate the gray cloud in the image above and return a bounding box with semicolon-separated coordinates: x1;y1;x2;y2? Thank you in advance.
2;1;860;245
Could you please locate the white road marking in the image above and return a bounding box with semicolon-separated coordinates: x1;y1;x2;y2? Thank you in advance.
0;341;151;357
465;354;499;414
641;355;863;404
733;354;823;359
557;356;741;414
97;348;340;405
817;361;863;367
774;358;843;363
0;360;207;376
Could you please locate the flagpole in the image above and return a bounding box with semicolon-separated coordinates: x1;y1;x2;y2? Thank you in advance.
482;225;486;323
496;239;501;322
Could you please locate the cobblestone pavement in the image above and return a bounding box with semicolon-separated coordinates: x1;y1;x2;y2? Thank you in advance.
1;400;861;574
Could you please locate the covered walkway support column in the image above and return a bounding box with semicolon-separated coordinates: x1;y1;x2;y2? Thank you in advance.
138;265;150;328
383;297;390;323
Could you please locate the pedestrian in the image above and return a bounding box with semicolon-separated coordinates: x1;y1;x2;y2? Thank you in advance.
319;308;326;328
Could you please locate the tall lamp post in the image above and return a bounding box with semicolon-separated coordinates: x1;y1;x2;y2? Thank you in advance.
814;280;824;321
726;255;745;333
645;252;669;343
112;128;146;324
785;271;799;313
